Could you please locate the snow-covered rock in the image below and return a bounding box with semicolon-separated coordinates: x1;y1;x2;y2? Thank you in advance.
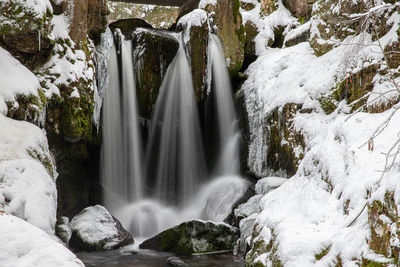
70;205;133;251
0;113;57;234
255;177;288;195
0;213;84;267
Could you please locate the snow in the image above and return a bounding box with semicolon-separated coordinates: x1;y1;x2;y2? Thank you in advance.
50;14;71;40
1;0;53;20
0;114;57;234
240;2;400;265
0;214;84;267
198;0;217;9
70;205;122;249
0;46;40;115
177;9;208;28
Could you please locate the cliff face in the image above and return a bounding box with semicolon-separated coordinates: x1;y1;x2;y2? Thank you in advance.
0;0;107;219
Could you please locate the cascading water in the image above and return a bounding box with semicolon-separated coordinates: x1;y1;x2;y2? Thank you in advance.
209;34;241;175
101;35;143;213
101;30;247;239
145;33;207;205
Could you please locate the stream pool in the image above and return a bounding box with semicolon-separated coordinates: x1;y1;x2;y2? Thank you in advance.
77;249;244;267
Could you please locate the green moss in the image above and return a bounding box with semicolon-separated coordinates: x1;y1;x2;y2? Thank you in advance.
315;245;331;261
27;148;55;179
298;16;305;24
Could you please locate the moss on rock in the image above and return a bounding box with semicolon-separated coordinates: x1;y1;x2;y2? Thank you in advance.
368;192;400;263
139;220;239;255
131;28;179;118
203;0;245;76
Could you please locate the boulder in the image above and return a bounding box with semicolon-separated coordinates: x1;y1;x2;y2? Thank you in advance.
131;28;180;118
139;220;239;255
109;18;153;40
69;205;133;251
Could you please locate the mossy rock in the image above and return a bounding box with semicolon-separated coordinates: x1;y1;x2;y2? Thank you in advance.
139;220;239;255
245;228;282;267
0;1;54;70
203;0;245;76
368;192;400;262
265;103;305;177
132;28;179;118
282;0;316;20
109;18;153;40
310;0;394;56
6;92;45;126
177;9;209;102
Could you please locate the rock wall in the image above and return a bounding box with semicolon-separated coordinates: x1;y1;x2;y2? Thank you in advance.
0;0;107;219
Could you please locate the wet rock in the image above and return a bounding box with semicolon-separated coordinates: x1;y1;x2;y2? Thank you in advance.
131;28;180;118
69;205;133;251
177;9;209;102
167;256;190;266
109;18;153;40
139;220;239;255
202;0;245;75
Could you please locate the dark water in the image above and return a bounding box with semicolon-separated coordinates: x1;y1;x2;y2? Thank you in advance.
77;249;244;267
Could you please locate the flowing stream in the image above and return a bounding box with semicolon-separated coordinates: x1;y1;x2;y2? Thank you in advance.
101;30;247;240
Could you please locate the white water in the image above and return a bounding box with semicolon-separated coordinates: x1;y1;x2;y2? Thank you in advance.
101;38;143;214
102;32;247;239
210;34;241;175
144;34;207;205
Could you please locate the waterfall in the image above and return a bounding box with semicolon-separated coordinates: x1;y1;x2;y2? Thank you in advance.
101;37;143;213
209;34;241;175
101;31;247;239
145;33;207;205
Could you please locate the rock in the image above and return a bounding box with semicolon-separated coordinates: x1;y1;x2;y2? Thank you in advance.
243;20;259;69
56;216;72;245
368;192;400;261
203;0;245;75
282;0;315;20
255;177;288;195
235;195;263;219
284;21;310;47
310;0;393;56
240;0;256;11
131;28;179;119
260;0;276;15
0;0;54;70
167;256;190;266
70;205;133;251
69;0;107;45
109;18;153;40
177;9;209;102
247;103;305;178
139;220;239;255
